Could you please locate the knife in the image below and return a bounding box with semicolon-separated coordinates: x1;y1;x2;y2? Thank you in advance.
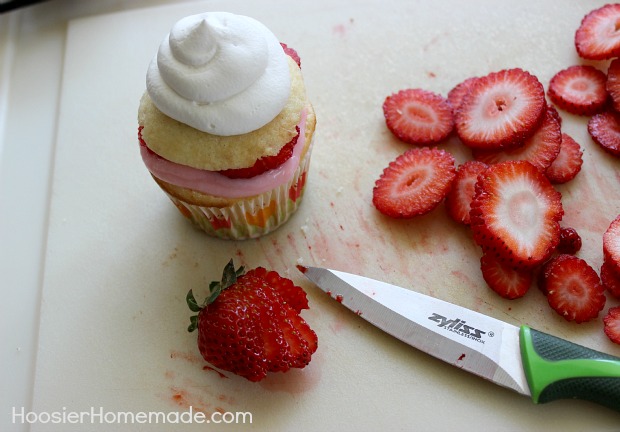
299;266;620;412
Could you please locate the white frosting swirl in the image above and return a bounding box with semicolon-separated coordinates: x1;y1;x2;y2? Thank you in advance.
146;12;291;136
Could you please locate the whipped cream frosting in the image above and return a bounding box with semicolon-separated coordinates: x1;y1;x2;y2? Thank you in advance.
141;109;308;198
146;12;291;136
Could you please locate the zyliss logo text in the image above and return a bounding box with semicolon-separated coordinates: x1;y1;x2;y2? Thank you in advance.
428;313;487;344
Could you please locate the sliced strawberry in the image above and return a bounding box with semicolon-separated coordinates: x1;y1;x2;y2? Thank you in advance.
472;106;561;171
445;160;488;225
219;127;300;178
601;261;620;298
588;111;620;157
292;309;318;355
455;68;546;150
603;215;620;275
447;76;479;111
383;89;455;145
232;267;317;372
536;258;554;296
540;254;606;323
544;133;584;184
606;58;620;111
547;104;562;126
547;65;608;116
188;261;317;382
557;226;582;255
280;307;318;368
247;284;292;373
247;277;314;373
372;147;456;218
480;254;533;299
469;160;563;269
603;306;620;345
575;4;620;60
280;42;301;68
246;267;309;312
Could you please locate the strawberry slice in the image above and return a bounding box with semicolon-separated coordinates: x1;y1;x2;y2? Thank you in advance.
383;89;454;145
245;283;292;373
445;160;488;225
238;268;314;371
480;254;533;299
587;111;620;157
557;226;582;255
547;65;608;116
472;106;561;171
372;147;456;218
547;104;562;126
447;76;479;111
220;127;300;178
603;215;620;275
246;267;309;313
469;160;563;268
606;58;620;111
455;68;546;150
575;4;620;60
601;261;620;298
544;133;584;184
604;306;620;345
540;254;606;323
281;307;318;368
280;42;301;68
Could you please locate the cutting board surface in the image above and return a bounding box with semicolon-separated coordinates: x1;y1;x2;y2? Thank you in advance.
33;0;620;430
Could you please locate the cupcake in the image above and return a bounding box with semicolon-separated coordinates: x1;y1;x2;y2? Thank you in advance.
138;12;316;239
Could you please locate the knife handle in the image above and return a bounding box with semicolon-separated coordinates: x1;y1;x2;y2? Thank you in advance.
519;326;620;412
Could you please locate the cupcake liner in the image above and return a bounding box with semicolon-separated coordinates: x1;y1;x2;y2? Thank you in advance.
163;143;313;240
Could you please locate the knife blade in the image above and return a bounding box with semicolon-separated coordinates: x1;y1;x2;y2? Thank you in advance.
299;266;620;412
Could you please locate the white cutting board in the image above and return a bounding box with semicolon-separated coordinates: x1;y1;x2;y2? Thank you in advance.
32;0;620;430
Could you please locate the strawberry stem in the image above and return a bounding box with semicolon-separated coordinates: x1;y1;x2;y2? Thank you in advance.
186;290;201;312
186;259;246;333
187;315;198;333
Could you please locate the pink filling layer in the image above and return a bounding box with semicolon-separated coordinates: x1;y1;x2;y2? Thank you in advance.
140;109;308;198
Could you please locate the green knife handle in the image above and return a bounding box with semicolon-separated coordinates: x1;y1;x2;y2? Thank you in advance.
519;326;620;412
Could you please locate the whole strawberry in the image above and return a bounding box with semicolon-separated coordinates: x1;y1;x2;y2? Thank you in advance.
187;260;318;382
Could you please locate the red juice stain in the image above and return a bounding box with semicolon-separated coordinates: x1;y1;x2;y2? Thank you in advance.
170;350;201;364
355;310;362;316
335;295;344;303
296;264;307;274
168;386;210;415
170;388;189;408
217;394;236;405
333;24;346;37
457;353;466;361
